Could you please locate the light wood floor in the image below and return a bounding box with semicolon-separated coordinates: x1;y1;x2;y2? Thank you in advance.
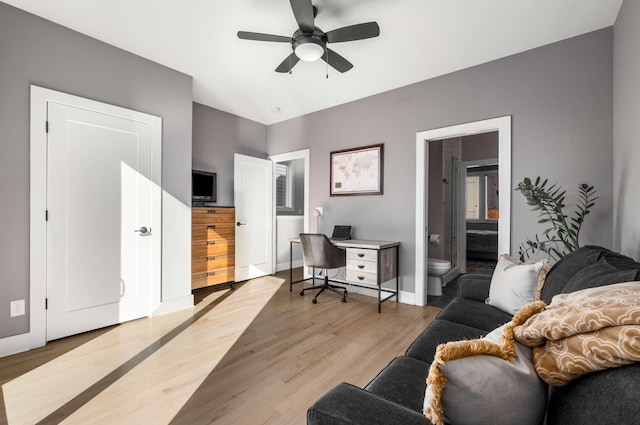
0;269;439;425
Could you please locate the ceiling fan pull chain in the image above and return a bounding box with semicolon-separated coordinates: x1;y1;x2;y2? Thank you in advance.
326;49;329;79
289;45;293;75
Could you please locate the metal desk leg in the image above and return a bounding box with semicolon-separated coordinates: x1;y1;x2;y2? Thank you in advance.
289;240;293;292
396;246;399;302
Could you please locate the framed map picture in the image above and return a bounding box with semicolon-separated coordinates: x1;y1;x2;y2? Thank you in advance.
330;144;384;196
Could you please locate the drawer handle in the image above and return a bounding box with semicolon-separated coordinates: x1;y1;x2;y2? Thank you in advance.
357;276;365;280
357;253;365;258
208;241;216;245
208;272;216;276
207;210;217;214
208;256;216;261
357;265;365;269
207;225;216;230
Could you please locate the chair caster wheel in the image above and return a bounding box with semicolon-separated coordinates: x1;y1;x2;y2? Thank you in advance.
300;291;304;296
312;299;317;304
341;297;347;303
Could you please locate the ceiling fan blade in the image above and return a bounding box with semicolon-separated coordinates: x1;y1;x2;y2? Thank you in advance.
323;49;353;73
237;31;292;43
289;0;315;33
275;53;301;73
325;22;380;43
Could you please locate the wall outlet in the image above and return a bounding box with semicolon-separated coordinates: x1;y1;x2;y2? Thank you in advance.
10;299;25;317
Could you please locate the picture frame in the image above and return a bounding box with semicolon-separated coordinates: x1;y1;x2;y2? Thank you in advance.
330;143;384;196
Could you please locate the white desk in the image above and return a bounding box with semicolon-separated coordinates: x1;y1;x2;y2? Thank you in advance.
289;238;400;313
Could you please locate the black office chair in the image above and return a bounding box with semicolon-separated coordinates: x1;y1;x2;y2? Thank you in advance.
299;233;347;304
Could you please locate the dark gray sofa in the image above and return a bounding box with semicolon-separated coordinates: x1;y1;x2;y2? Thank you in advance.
308;246;640;425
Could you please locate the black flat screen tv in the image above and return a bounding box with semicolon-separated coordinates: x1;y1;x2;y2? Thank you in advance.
192;169;217;204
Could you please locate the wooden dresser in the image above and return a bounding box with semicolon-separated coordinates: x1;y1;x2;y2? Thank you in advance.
191;206;235;290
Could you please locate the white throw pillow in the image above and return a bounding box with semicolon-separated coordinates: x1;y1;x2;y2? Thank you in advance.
488;254;549;315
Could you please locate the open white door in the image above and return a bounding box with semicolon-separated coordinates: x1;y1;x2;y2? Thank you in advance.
46;101;156;341
234;154;274;281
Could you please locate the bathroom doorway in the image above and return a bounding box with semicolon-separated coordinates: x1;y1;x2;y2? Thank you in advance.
427;132;499;284
415;116;511;306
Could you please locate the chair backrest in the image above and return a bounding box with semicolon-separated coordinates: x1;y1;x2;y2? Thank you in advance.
299;233;347;269
331;225;352;241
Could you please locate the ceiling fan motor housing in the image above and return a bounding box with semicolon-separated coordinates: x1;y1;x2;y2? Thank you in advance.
292;28;326;61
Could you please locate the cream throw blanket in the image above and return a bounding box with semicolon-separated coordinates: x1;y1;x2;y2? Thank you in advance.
514;281;640;386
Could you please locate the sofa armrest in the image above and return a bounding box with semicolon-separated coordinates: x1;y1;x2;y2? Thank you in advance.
307;383;430;425
457;274;491;302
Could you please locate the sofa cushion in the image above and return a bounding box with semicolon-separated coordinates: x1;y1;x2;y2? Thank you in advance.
488;254;549;314
540;245;603;303
456;274;491;302
600;249;640;271
364;356;430;413
561;257;638;294
437;298;512;332
307;382;430;425
546;363;640;425
405;319;487;364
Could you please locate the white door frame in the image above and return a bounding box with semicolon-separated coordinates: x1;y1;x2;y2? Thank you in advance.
415;116;511;306
20;85;162;353
268;149;310;272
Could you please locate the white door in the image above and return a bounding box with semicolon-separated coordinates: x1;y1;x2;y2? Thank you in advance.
46;102;154;341
234;154;274;281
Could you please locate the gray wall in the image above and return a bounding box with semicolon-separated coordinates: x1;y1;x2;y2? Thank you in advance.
267;28;614;293
462;133;499;162
192;103;267;207
0;3;193;338
613;0;640;260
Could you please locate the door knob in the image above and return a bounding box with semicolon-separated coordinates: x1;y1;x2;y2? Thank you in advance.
236;222;247;227
135;226;150;235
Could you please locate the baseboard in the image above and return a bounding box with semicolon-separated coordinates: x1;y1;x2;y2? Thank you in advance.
276;260;303;272
0;331;44;359
152;294;194;316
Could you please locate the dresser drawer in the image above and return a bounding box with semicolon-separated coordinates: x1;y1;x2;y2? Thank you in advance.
346;269;378;285
192;267;235;289
192;208;235;224
192;240;235;257
192;223;235;242
192;254;235;274
347;259;378;273
347;248;377;262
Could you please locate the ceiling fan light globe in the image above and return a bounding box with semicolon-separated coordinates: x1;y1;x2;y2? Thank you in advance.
294;40;325;62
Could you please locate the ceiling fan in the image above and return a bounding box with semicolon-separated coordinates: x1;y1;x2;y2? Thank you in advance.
237;0;380;74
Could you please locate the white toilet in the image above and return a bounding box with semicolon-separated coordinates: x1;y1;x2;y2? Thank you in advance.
427;258;452;296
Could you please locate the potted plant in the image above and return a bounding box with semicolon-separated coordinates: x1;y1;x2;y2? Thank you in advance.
516;177;598;261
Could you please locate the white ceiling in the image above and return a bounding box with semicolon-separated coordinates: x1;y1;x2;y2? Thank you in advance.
5;0;623;125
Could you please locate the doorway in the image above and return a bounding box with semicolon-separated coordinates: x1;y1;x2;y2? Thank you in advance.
427;133;499;282
415;116;511;306
268;149;310;272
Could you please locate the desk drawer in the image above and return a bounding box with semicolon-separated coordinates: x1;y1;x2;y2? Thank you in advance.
347;248;377;262
346;269;378;285
347;260;377;273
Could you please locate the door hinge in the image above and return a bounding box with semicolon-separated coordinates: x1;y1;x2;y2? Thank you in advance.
46;121;49;133
45;298;48;309
45;210;48;221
